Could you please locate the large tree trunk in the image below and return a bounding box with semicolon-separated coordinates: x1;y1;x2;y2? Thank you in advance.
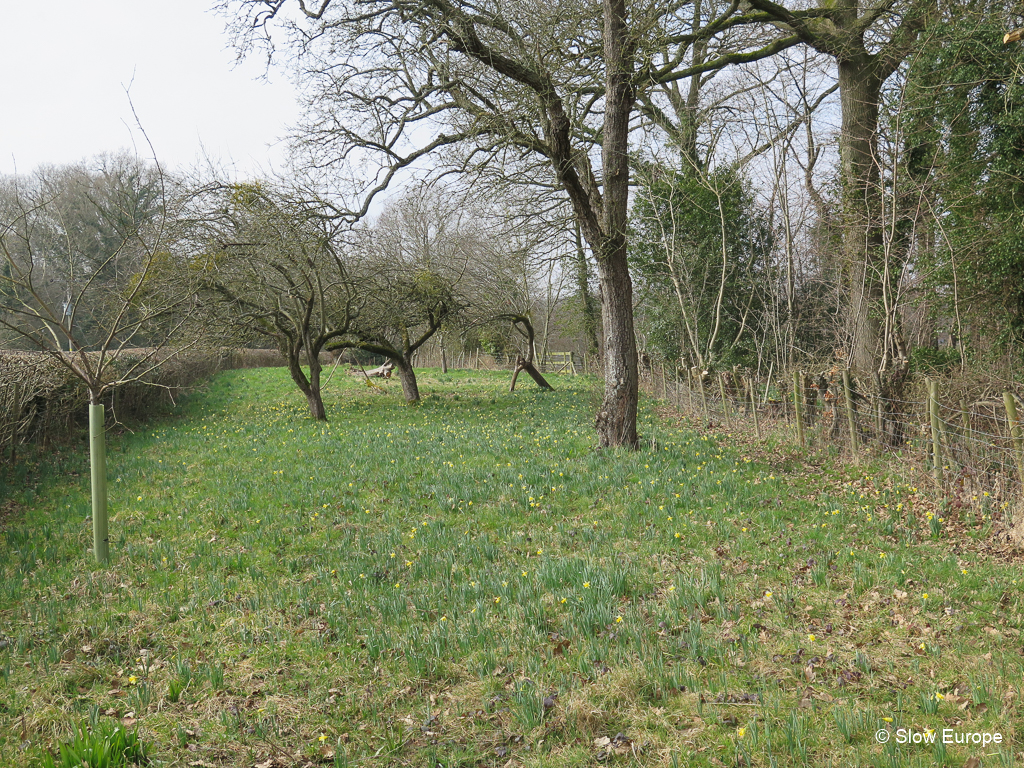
594;250;639;448
838;57;884;375
594;0;639;449
287;344;327;420
304;388;327;421
394;355;421;404
306;346;327;420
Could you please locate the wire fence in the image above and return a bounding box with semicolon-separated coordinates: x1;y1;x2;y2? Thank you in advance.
10;340;1018;520
410;342;587;374
642;361;1024;517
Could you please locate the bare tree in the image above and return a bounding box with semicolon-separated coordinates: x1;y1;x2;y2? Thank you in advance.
327;186;473;403
739;51;841;370
463;244;556;390
188;181;357;419
742;0;933;380
0;157;200;563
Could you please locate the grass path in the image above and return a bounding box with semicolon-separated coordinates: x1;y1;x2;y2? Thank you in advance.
1;368;1021;767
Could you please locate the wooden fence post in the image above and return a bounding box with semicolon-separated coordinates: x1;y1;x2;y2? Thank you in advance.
842;369;859;457
1003;392;1024;487
719;374;731;427
928;378;942;485
674;359;681;410
871;372;884;444
793;370;805;448
698;371;708;421
750;378;761;440
959;399;972;466
682;360;690;412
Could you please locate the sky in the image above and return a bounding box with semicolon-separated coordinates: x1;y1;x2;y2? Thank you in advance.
0;2;301;178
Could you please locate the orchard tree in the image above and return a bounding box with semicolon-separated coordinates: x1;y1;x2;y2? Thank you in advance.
327;186;474;403
190;181;357;420
328;262;459;403
458;211;557;390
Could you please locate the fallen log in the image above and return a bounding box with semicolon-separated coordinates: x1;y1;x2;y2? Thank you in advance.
351;362;394;378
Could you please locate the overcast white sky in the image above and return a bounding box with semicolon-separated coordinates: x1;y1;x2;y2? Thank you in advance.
0;1;301;178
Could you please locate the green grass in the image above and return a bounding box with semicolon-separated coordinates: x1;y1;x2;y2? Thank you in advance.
39;720;149;768
1;367;1021;767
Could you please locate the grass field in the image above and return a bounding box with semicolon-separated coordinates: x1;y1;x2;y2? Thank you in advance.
1;367;1022;767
